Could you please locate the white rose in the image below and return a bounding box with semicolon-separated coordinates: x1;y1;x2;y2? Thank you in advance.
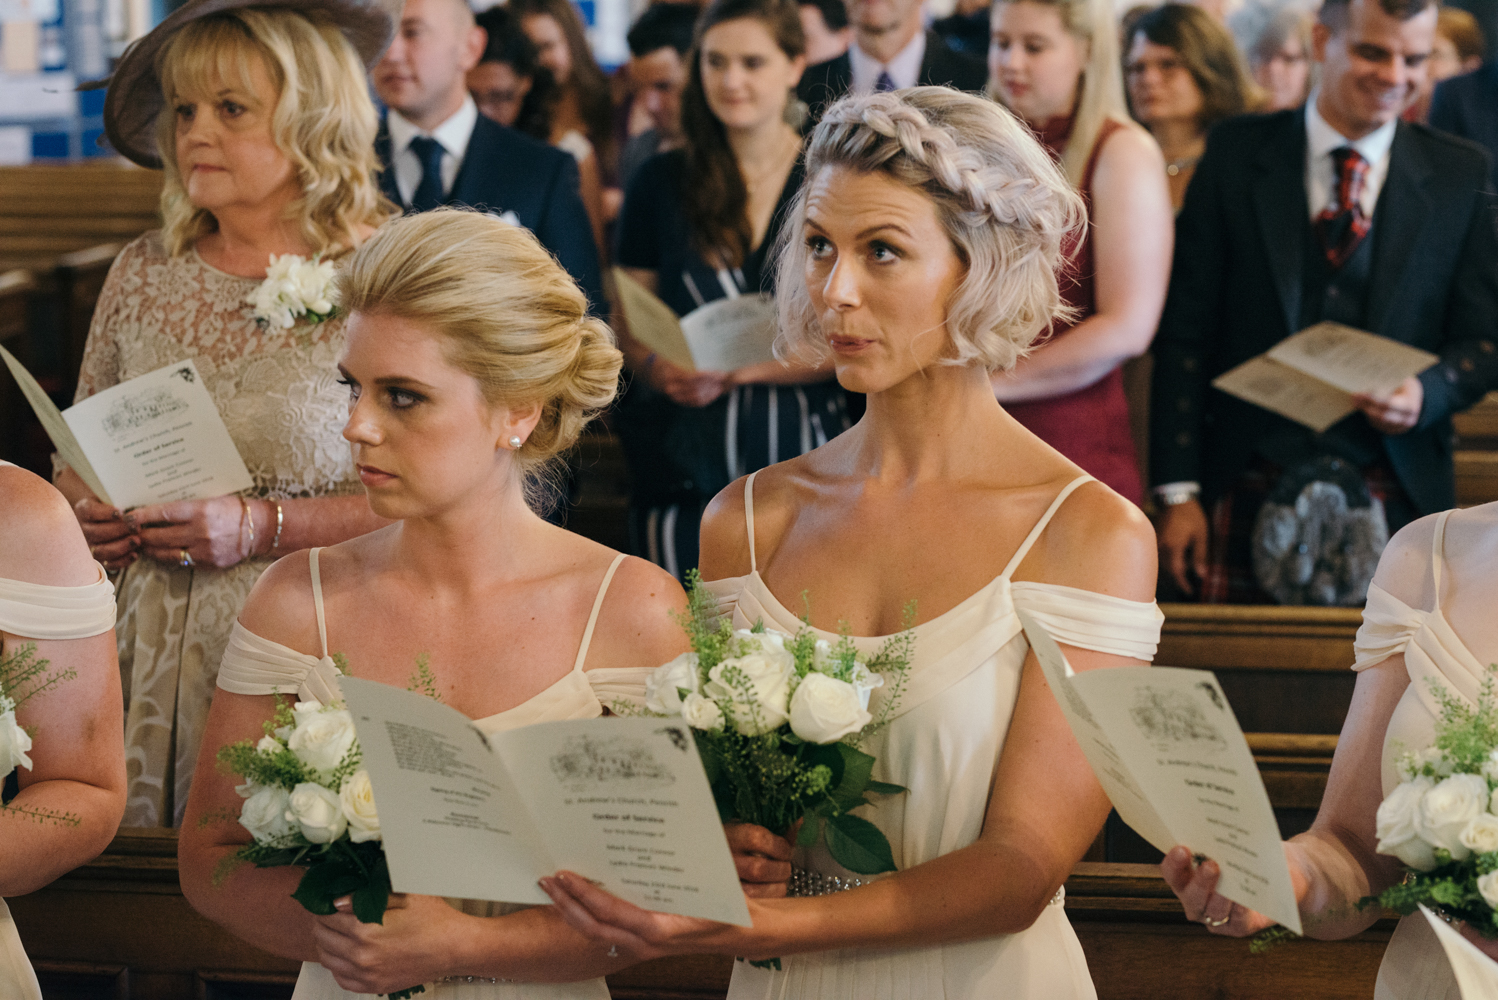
1417;773;1490;861
1376;777;1438;871
732;628;786;652
1480;870;1498;909
1415;747;1455;778
288;707;357;774
788;672;872;743
286;782;347;843
645;653;700;715
848;662;885;711
705;645;796;736
680;692;725;731
239;785;295;843
339;770;381;843
1460;813;1498;855
0;706;33;776
256;735;282;753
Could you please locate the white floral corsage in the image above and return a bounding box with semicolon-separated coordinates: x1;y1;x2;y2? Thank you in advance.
247;254;339;330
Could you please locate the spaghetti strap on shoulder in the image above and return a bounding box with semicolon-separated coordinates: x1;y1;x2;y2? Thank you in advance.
308;547;329;660
744;471;760;573
574;553;628;673
1000;475;1095;579
1430;509;1454;609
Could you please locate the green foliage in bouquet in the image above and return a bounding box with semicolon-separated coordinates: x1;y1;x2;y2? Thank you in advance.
0;643;80;826
673;572;912;875
1358;669;1498;938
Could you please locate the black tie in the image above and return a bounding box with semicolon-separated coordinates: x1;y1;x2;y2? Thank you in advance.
408;135;446;212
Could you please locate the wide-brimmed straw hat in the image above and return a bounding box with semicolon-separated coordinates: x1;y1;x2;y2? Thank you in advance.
96;0;399;169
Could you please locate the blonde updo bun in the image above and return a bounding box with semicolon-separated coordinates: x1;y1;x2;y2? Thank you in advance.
775;88;1086;373
338;209;622;488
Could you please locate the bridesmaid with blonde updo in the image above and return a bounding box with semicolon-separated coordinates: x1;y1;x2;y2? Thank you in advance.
179;209;692;999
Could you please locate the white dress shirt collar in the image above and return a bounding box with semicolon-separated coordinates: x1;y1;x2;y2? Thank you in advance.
848;29;927;95
1303;92;1396;220
386;95;479;206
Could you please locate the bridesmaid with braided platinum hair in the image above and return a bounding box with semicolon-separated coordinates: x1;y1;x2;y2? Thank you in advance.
541;87;1165;1000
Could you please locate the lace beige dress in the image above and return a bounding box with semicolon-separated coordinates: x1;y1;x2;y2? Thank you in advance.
72;231;362;827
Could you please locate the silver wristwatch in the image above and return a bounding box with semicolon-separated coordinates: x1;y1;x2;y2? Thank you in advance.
1155;482;1201;507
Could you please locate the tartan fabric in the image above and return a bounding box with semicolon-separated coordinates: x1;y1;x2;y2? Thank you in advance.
1315;147;1372;269
1198;458;1408;605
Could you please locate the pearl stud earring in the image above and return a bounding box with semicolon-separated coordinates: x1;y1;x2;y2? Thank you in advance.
509;436;523;449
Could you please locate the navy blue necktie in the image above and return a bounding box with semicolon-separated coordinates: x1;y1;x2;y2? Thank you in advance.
875;70;897;92
408;135;446;212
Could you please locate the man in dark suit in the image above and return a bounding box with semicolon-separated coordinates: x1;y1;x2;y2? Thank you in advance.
1430;61;1498;192
795;0;987;119
371;0;603;312
1151;0;1498;601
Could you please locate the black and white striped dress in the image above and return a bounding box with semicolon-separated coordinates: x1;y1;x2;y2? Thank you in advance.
614;151;854;580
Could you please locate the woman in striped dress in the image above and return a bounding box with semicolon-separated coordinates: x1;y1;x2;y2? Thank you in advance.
612;0;853;579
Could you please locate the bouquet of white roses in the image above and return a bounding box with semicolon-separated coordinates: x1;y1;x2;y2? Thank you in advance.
1365;669;1498;936
216;657;438;1000
637;572;913;884
0;643;79;826
246;253;339;331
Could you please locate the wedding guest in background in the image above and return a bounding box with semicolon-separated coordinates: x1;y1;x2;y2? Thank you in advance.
618;2;697;192
799;0;852;64
65;0;398;827
1151;0;1498;603
513;0;621;223
1429;29;1498;190
1231;2;1314;111
1405;6;1484;121
989;0;1173;503
180;209;690;1000
374;0;603;311
541;87;1165;1000
0;463;126;1000
1125;3;1261;209
469;6;560;137
934;0;995;57
1162;500;1498;986
795;0;987;120
614;0;852;580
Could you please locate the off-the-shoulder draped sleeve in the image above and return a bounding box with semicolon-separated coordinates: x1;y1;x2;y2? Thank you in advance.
0;564;116;640
216;621;346;706
1353;582;1426;672
1010;581;1162;661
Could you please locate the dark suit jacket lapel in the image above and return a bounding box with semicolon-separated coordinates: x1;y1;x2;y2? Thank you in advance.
1251;112;1309;336
448;116;507;214
374;120;404;210
1367;123;1436;338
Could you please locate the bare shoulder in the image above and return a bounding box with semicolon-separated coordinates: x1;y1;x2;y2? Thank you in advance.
1370;510;1445;610
700;476;752;580
1023;480;1157;601
700;457;816;581
1095;120;1166;179
588;555;691;670
235;548;323;657
0;464;96;586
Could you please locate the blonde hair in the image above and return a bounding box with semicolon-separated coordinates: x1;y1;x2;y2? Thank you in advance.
775;89;1085;373
992;0;1131;185
155;8;393;257
337;209;622;489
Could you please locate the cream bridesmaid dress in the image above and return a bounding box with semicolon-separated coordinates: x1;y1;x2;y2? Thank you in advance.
1353;507;1498;1000
0;460;118;1000
709;473;1165;1000
214;548;652;999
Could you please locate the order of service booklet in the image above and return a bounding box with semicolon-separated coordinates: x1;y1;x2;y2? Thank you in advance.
338;676;753;926
0;345;252;509
1211;321;1438;434
612;267;778;373
1420;905;1498;998
1018;610;1302;934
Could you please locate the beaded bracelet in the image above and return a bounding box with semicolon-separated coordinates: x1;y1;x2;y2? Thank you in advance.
238;496;255;559
269;499;284;552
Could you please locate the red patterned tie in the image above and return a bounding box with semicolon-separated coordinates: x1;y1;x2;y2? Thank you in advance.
1315;147;1371;269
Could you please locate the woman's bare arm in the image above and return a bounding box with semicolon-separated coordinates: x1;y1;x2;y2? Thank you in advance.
992;126;1172;402
0;468;125;895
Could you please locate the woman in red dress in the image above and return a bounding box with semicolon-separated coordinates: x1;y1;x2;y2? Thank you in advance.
988;0;1173;504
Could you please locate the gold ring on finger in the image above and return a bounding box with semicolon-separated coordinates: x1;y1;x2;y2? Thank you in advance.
179;548;195;568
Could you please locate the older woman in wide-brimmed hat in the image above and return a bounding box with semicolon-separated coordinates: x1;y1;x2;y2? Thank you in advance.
56;0;397;829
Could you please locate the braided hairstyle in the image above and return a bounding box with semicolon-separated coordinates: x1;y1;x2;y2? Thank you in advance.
773;88;1086;373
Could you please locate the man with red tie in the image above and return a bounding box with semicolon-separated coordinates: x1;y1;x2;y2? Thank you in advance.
1150;0;1498;601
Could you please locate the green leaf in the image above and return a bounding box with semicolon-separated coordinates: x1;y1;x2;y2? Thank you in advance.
350;853;392;924
797;815;822;848
864;780;907;797
824;813;897;874
828;745;875;810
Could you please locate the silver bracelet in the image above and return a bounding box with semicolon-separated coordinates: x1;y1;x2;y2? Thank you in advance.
437;975;514;984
